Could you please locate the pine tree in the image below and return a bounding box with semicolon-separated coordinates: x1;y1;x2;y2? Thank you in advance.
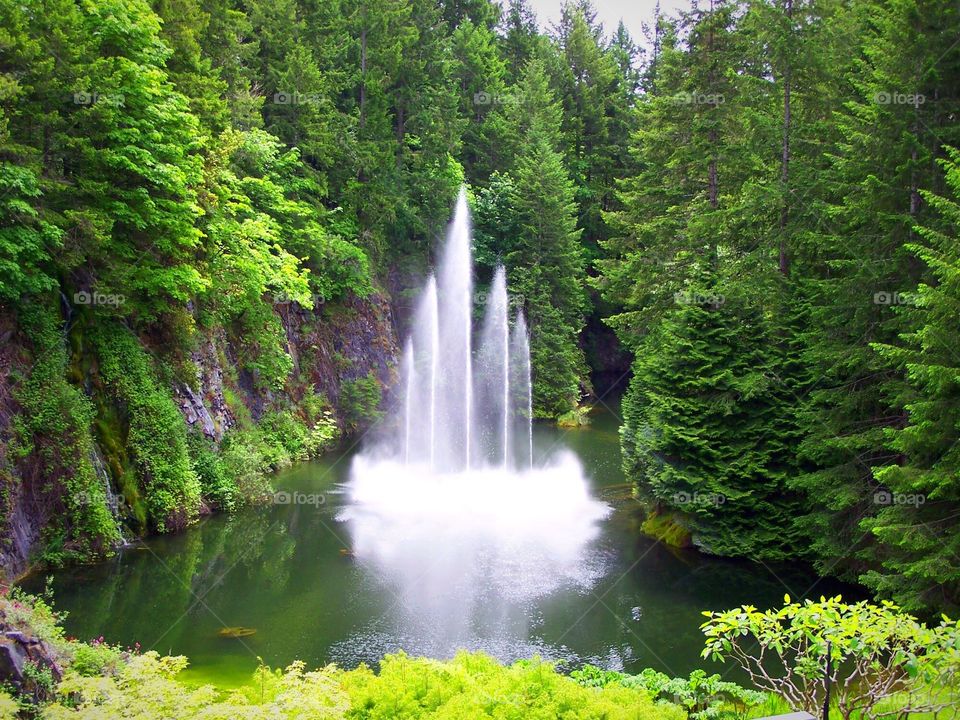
502;60;587;417
623;282;803;559
867;148;960;614
452;17;509;184
549;2;624;255
498;0;540;83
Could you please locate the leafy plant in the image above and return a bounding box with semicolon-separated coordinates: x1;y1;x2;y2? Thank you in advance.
339;372;383;433
571;665;765;720
701;596;960;720
69;642;124;678
90;326;201;532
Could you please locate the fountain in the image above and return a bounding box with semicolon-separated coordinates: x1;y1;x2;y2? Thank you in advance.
396;190;530;472
340;188;610;662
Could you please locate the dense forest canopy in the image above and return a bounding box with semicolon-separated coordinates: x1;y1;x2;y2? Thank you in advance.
0;0;958;616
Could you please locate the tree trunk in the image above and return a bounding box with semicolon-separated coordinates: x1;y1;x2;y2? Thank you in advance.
359;25;367;131
779;0;793;275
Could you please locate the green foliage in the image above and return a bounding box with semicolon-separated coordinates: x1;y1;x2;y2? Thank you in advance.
338;651;683;720
0;691;16;720
90;326;201;531
1;585;69;654
69;641;124;678
10;303;121;559
571;666;765;720
471;59;588;418
591;0;960;614
43;652;349;719
866;147;960;614
37;646;685;720
340;372;383;433
188;395;339;512
621;286;803;560
258;402;340;465
186;432;241;512
0;159;61;303
702;596;960;720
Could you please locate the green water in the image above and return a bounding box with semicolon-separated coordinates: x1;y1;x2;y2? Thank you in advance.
22;406;848;688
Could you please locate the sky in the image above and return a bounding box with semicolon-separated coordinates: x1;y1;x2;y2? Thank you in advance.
525;0;690;45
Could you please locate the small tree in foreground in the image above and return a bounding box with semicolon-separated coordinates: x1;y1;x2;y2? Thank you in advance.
701;596;960;720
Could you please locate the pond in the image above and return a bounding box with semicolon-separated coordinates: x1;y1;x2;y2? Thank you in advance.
21;402;849;688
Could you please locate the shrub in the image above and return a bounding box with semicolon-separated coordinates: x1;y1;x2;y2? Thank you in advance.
69;642;124;678
38;647;685;720
42;654;348;720
338;651;683;719
0;586;68;654
90;326;201;532
187;432;236;511
0;691;16;720
339;372;383;433
573;666;765;720
701;596;960;720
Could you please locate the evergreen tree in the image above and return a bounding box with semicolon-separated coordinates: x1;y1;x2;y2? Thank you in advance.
502;60;587;417
868;148;960;614
623;283;803;559
791;0;960;586
498;0;540;83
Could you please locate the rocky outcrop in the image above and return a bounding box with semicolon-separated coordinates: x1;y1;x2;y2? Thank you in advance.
174;331;232;441
0;314;40;579
0;627;62;701
286;293;398;409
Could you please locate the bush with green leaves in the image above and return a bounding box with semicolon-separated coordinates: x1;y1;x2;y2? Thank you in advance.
68;641;124;678
37;649;685;720
90;326;201;532
701;596;960;720
0;691;16;720
339;372;383;433
187;432;240;512
43;653;349;720
0;585;68;655
571;665;765;720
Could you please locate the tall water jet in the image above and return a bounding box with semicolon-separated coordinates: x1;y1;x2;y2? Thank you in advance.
436;189;474;471
476;266;510;467
408;275;441;464
403;338;414;463
388;189;527;471
511;312;533;470
426;276;440;466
